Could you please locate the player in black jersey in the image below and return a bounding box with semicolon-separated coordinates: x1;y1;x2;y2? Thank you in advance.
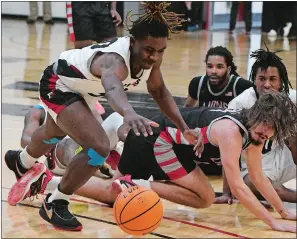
185;46;253;108
185;46;253;175
13;91;297;233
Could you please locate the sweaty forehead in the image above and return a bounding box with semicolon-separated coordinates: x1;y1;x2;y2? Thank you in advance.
139;36;167;50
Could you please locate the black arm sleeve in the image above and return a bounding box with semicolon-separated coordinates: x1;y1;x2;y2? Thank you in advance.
188;77;201;100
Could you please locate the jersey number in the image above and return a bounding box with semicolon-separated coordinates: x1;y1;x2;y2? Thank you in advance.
90;38;118;49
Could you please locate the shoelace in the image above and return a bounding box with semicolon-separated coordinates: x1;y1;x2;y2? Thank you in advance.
120;179;136;189
29;175;44;201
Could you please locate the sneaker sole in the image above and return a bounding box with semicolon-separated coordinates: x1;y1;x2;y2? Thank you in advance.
39;207;83;231
8;163;46;206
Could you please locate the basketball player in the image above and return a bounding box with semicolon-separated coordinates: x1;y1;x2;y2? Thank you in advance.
184;46;253;108
10;92;297;233
215;48;297;204
5;2;203;231
184;46;253;175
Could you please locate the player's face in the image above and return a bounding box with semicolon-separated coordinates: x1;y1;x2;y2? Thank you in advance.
249;122;275;146
131;36;167;69
255;67;281;96
206;55;231;87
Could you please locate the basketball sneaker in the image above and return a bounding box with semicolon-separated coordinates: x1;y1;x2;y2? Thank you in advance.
39;193;83;231
5;150;28;180
8;163;53;206
44;146;56;171
112;174;137;194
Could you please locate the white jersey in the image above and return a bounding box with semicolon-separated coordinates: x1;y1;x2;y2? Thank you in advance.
55;37;152;98
228;87;296;154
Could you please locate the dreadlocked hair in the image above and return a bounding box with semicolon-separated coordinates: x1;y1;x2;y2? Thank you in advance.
125;2;186;40
241;91;297;146
205;46;239;76
249;44;292;95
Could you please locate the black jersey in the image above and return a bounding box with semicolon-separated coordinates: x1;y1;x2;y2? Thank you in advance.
188;74;253;108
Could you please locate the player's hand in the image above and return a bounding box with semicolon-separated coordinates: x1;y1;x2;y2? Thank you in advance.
270;221;296;233
280;209;297;221
184;129;204;157
123;111;159;137
214;193;235;204
110;10;122;26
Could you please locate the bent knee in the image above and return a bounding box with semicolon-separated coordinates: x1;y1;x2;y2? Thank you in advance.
200;189;215;208
192;188;215;209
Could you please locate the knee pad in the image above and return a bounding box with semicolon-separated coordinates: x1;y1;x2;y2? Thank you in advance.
43;136;64;145
87;148;108;167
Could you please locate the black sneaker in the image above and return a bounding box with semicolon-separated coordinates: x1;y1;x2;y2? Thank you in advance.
5;150;28;180
39;194;83;231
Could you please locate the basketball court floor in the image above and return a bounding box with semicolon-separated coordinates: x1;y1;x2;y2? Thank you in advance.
1;18;296;238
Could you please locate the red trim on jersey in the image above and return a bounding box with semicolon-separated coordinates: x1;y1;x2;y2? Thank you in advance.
70;65;87;79
160;131;173;144
176;129;181;144
40;96;67;114
201;126;209;144
154;143;163;147
158;157;178;167
167;167;188;180
48;74;59;90
154;148;172;156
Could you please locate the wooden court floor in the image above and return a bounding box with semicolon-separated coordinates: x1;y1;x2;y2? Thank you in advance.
1;18;296;238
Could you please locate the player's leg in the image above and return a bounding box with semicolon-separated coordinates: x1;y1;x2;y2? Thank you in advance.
93;2;117;43
98;132;215;208
71;2;94;49
20;105;46;148
5;105;47;180
8;112;124;204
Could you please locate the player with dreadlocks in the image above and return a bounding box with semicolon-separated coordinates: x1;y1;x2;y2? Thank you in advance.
5;2;204;231
216;46;297;205
184;46;253;175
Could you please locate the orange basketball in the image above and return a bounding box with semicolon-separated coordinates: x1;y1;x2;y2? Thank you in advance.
113;186;163;236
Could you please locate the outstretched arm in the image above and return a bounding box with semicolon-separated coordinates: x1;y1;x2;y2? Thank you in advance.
245;146;296;219
214;120;295;232
147;62;203;150
91;53;157;137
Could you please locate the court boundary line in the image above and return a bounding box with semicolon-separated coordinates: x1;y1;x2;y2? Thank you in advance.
1;199;175;239
2;186;250;238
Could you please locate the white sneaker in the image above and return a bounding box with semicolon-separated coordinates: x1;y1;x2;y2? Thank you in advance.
283;22;292;37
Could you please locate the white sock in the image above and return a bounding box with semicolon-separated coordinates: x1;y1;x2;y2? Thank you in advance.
44;176;61;194
20;146;39;169
132;179;152;189
48;185;71;203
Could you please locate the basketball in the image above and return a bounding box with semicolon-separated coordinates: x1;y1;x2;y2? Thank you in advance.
113;186;163;236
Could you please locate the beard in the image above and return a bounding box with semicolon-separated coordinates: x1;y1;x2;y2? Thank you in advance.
208;71;229;89
248;131;262;146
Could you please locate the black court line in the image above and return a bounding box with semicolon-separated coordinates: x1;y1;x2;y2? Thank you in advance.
1;200;175;239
